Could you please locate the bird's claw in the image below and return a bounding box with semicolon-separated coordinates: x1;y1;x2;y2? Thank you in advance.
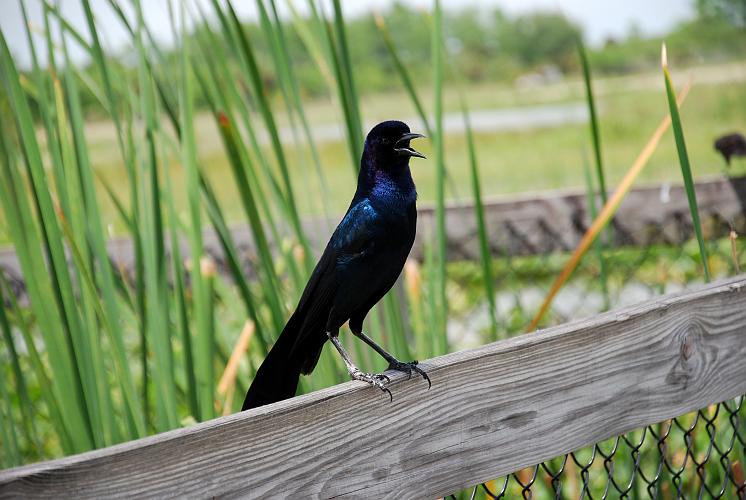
350;369;393;402
387;360;431;389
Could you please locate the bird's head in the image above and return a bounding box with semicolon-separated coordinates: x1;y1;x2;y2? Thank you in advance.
363;120;426;170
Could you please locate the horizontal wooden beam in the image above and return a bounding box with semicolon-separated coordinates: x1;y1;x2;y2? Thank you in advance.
2;277;746;498
418;173;746;259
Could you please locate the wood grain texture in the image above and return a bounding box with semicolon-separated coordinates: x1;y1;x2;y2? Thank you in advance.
2;277;746;499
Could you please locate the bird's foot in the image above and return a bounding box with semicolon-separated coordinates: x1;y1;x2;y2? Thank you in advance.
349;369;392;402
387;360;431;389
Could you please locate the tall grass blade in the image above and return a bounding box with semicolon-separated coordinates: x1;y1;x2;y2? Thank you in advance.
0;273;73;455
52;73;111;447
582;151;610;311
0;29;93;453
577;38;607;205
199;177;270;356
189;7;285;246
104;0;181;138
79;0;129;166
164;183;199;419
577;38;610;309
216;112;287;332
526;80;692;331
661;44;711;282
218;321;255;415
60;33;141;441
331;0;363;155
432;0;449;355
224;0;310;262
317;9;362;173
461;98;499;341
175;0;214;422
0;279;39;457
133;0;179;432
78;0;149;424
376;9;462;206
29;16;104;447
191;66;286;339
423;242;441;358
0;369;21;467
260;0;332;220
374;13;433;137
199;1;304;295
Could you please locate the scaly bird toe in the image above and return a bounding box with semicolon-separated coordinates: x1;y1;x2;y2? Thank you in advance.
350;369;393;401
388;360;431;389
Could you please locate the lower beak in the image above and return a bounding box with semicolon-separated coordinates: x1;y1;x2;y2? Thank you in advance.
395;132;427;159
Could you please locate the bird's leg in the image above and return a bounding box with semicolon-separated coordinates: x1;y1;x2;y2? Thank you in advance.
327;332;392;401
351;330;431;389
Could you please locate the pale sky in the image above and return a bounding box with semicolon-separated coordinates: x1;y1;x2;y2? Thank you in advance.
0;0;695;69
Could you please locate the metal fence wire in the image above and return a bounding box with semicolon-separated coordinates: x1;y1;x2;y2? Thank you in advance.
449;396;745;499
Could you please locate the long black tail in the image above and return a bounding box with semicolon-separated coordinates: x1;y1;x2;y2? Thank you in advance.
242;313;313;411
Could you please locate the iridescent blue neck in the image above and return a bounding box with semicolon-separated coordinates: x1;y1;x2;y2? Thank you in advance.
367;168;416;211
356;146;416;210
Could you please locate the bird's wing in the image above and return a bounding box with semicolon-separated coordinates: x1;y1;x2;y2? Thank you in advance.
292;198;381;333
329;198;382;258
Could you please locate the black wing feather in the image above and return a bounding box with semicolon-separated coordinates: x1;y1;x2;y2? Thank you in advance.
289;198;382;372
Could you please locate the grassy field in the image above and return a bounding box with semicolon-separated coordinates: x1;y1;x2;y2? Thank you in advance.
53;61;746;241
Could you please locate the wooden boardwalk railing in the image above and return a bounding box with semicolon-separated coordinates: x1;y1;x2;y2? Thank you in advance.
1;276;746;498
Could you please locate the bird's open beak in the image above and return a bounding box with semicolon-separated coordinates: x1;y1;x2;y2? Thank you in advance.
395;132;427;159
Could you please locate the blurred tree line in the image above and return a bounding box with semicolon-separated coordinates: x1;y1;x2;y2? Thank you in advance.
696;0;746;25
59;0;746;117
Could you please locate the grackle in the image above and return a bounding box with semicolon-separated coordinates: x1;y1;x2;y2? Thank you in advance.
714;132;746;165
242;121;429;410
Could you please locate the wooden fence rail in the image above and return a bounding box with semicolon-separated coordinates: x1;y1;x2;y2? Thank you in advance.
2;276;746;499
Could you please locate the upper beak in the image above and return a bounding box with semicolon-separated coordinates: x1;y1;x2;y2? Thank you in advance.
395;132;427;159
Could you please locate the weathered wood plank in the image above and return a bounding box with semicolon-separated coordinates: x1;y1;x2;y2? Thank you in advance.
2;276;746;498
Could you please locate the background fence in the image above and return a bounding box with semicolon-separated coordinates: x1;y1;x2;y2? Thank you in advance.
2;173;744;304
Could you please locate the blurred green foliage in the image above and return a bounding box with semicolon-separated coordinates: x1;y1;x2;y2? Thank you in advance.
696;0;746;25
59;1;746;118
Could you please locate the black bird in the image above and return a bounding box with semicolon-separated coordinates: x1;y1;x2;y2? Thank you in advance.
714;132;746;165
242;120;429;410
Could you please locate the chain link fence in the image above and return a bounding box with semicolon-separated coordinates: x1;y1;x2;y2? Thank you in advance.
451;397;745;499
